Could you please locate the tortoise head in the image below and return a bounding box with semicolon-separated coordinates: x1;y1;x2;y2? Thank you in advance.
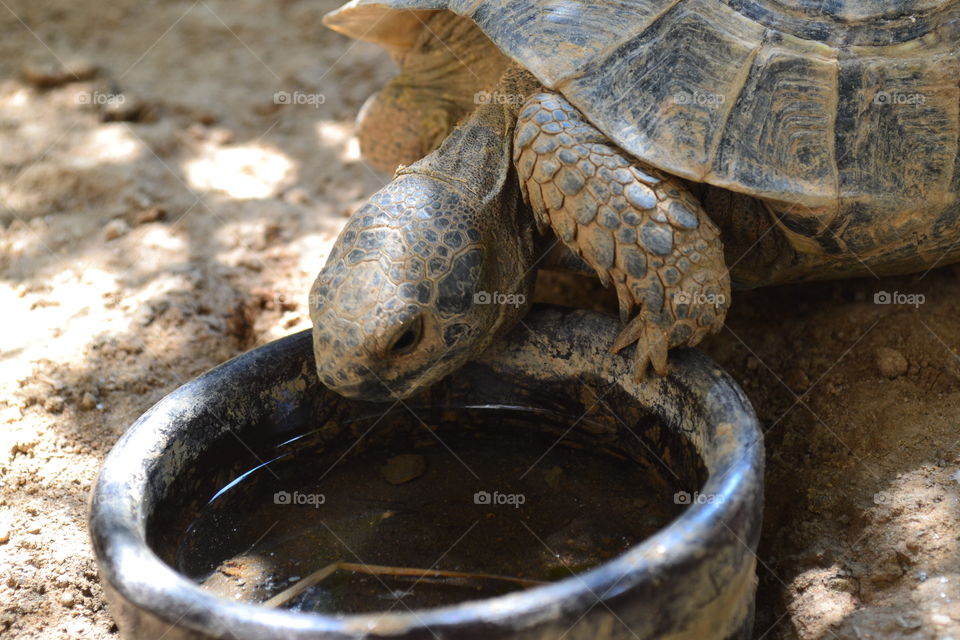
310;101;537;400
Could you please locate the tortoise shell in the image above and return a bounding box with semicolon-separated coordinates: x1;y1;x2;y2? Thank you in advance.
326;1;960;273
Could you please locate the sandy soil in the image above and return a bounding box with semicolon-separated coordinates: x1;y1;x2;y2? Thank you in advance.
0;1;958;638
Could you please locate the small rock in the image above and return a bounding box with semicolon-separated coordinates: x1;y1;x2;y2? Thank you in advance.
380;454;426;485
44;396;65;414
868;548;904;587
0;529;9;545
236;256;263;272
104;218;131;241
931;613;952;625
59;591;75;608
135;206;166;224
100;92;150;123
208;128;234;145
79;392;97;410
283;187;311;205
876;347;908;379
194;110;219;126
262;222;283;245
897;615;922;631
21;58;97;88
10;438;38;456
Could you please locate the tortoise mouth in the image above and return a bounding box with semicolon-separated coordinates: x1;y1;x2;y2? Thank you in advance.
324;379;393;401
321;357;455;402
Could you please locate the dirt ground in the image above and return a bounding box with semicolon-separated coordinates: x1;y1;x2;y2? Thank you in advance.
1;1;958;638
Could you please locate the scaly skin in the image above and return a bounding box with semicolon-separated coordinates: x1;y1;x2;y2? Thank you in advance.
310;73;537;400
311;66;731;399
355;12;509;174
514;93;730;377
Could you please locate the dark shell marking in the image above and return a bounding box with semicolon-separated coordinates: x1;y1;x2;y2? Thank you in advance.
327;0;960;285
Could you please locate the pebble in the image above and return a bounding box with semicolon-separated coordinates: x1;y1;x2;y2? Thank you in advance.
876;347;908;379
135;206;166;224
60;591;76;607
100;92;150;123
380;454;427;485
104;218;131;241
44;396;65;414
79;392;97;411
283;187;311;205
0;529;9;545
194;110;219;126
21;58;97;88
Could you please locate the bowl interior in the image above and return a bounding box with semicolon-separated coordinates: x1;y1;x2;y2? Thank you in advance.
146;357;707;613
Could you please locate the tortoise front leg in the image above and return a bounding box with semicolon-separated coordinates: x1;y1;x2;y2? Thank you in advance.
514;92;730;378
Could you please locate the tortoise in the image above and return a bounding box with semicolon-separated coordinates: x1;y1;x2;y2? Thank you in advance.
310;0;960;401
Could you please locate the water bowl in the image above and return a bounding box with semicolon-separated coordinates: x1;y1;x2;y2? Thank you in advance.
89;306;763;640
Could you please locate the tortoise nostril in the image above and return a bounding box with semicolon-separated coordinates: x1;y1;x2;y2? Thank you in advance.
386;315;423;356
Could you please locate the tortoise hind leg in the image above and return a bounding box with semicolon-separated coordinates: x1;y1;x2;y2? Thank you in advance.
513;92;731;378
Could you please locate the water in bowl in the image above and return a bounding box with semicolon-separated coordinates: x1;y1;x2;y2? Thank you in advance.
172;405;691;614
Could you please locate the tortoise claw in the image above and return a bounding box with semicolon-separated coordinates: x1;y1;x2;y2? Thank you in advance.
612;312;671;380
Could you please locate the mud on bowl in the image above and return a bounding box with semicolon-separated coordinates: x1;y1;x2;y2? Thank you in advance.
88;306;763;640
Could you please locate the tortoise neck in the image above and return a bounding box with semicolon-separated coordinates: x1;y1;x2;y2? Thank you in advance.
474;64;541;120
398;81;516;209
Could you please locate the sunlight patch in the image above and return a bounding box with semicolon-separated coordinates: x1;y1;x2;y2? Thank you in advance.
87;125;142;162
184;144;294;199
316;121;361;162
